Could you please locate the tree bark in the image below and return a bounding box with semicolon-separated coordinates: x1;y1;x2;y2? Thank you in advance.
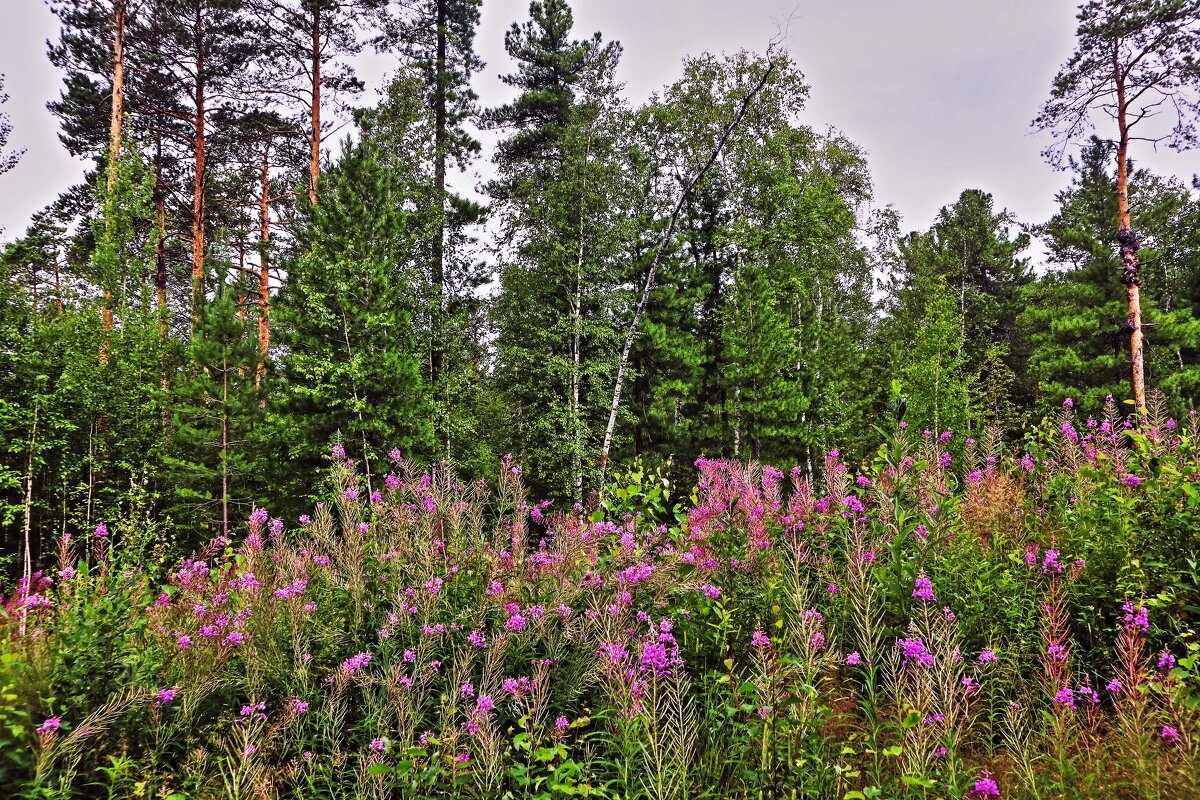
1114;45;1146;413
107;0;125;190
221;347;229;538
191;4;207;327
431;0;448;400
52;253;63;315
308;8;321;205
257;137;272;392
101;0;125;361
20;401;39;636
598;56;776;481
155;132;168;316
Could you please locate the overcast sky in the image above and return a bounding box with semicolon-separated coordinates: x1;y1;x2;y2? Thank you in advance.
3;0;1200;257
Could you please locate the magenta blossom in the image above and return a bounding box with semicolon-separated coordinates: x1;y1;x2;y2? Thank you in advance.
37;717;62;735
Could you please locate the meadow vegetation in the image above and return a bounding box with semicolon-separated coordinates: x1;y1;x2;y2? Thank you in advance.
3;396;1198;799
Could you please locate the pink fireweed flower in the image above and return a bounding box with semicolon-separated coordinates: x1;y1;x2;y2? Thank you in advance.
248;508;269;528
331;443;346;459
93;523;109;539
897;637;935;667
1042;550;1063;575
1158;650;1177;672
468;629;487;648
37;717;62;735
555;716;570;731
339;652;372;676
597;642;629;663
977;650;998;663
475;695;495;715
1162;725;1180;743
698;583;721;599
425;577;443;594
1122;601;1149;633
845;651;861;666
827;582;839;595
176;634;193;650
156;688;176;705
459;682;474;699
1122;475;1141;487
1020;453;1035;472
912;575;936;603
1054;686;1076;710
751;627;771;649
240;702;267;719
369;738;387;753
1106;678;1122;693
289;697;309;715
506;612;527;632
970;772;1001;797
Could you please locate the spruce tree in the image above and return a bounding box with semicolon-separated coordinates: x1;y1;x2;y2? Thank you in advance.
485;0;629;502
165;286;261;540
274;133;432;499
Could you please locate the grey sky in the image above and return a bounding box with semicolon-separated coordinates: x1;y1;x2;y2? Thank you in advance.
3;0;1200;258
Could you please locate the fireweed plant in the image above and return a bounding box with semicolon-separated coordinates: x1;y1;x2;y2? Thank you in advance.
1;396;1198;798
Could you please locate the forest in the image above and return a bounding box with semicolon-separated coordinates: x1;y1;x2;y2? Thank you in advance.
0;0;1199;797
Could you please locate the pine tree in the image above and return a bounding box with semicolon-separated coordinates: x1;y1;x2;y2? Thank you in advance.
274;133;432;499
882;189;1032;431
1035;0;1200;412
485;0;629;502
1022;140;1200;417
0;74;22;184
164;286;261;539
382;0;484;425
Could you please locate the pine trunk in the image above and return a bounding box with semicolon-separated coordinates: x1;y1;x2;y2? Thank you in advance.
101;0;125;361
221;349;229;538
107;0;125;189
257;138;271;392
431;0;448;452
191;6;207;327
1114;47;1146;414
308;11;321;205
155;133;168;316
